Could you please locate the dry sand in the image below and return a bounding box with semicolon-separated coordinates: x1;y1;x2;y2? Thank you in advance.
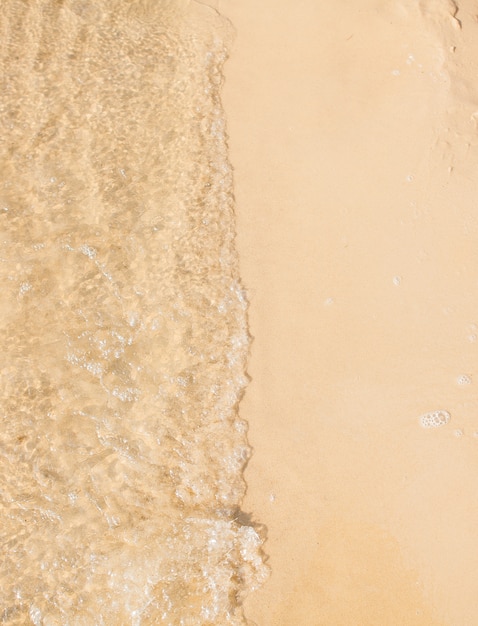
221;0;478;624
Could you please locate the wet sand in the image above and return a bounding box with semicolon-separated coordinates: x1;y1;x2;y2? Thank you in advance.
222;0;478;624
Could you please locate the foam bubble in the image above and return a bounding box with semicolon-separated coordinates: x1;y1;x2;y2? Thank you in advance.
419;410;451;428
457;374;472;385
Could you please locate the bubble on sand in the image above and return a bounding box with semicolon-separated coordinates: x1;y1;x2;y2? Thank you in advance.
419;410;450;429
457;374;472;385
392;276;402;286
453;429;464;438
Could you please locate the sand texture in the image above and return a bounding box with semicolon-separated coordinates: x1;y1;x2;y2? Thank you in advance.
222;0;478;624
2;0;478;622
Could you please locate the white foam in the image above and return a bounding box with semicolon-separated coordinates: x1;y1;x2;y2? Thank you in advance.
419;410;451;428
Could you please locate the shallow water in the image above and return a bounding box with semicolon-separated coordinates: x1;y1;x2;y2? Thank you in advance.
0;1;267;623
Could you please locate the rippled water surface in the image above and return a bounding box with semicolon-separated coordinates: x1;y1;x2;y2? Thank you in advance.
0;1;267;623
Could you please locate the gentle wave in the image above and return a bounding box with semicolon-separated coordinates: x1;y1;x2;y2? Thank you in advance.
0;1;268;623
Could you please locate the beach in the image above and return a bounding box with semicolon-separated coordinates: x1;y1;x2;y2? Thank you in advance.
222;0;478;623
1;0;478;623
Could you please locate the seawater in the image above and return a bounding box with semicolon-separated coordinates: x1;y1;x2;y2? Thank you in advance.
0;1;268;623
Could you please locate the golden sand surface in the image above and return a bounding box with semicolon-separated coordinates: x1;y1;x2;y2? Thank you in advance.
222;0;478;624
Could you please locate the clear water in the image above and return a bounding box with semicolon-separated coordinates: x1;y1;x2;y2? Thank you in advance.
0;1;268;623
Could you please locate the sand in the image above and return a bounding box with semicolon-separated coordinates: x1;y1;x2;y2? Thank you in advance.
221;0;478;624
